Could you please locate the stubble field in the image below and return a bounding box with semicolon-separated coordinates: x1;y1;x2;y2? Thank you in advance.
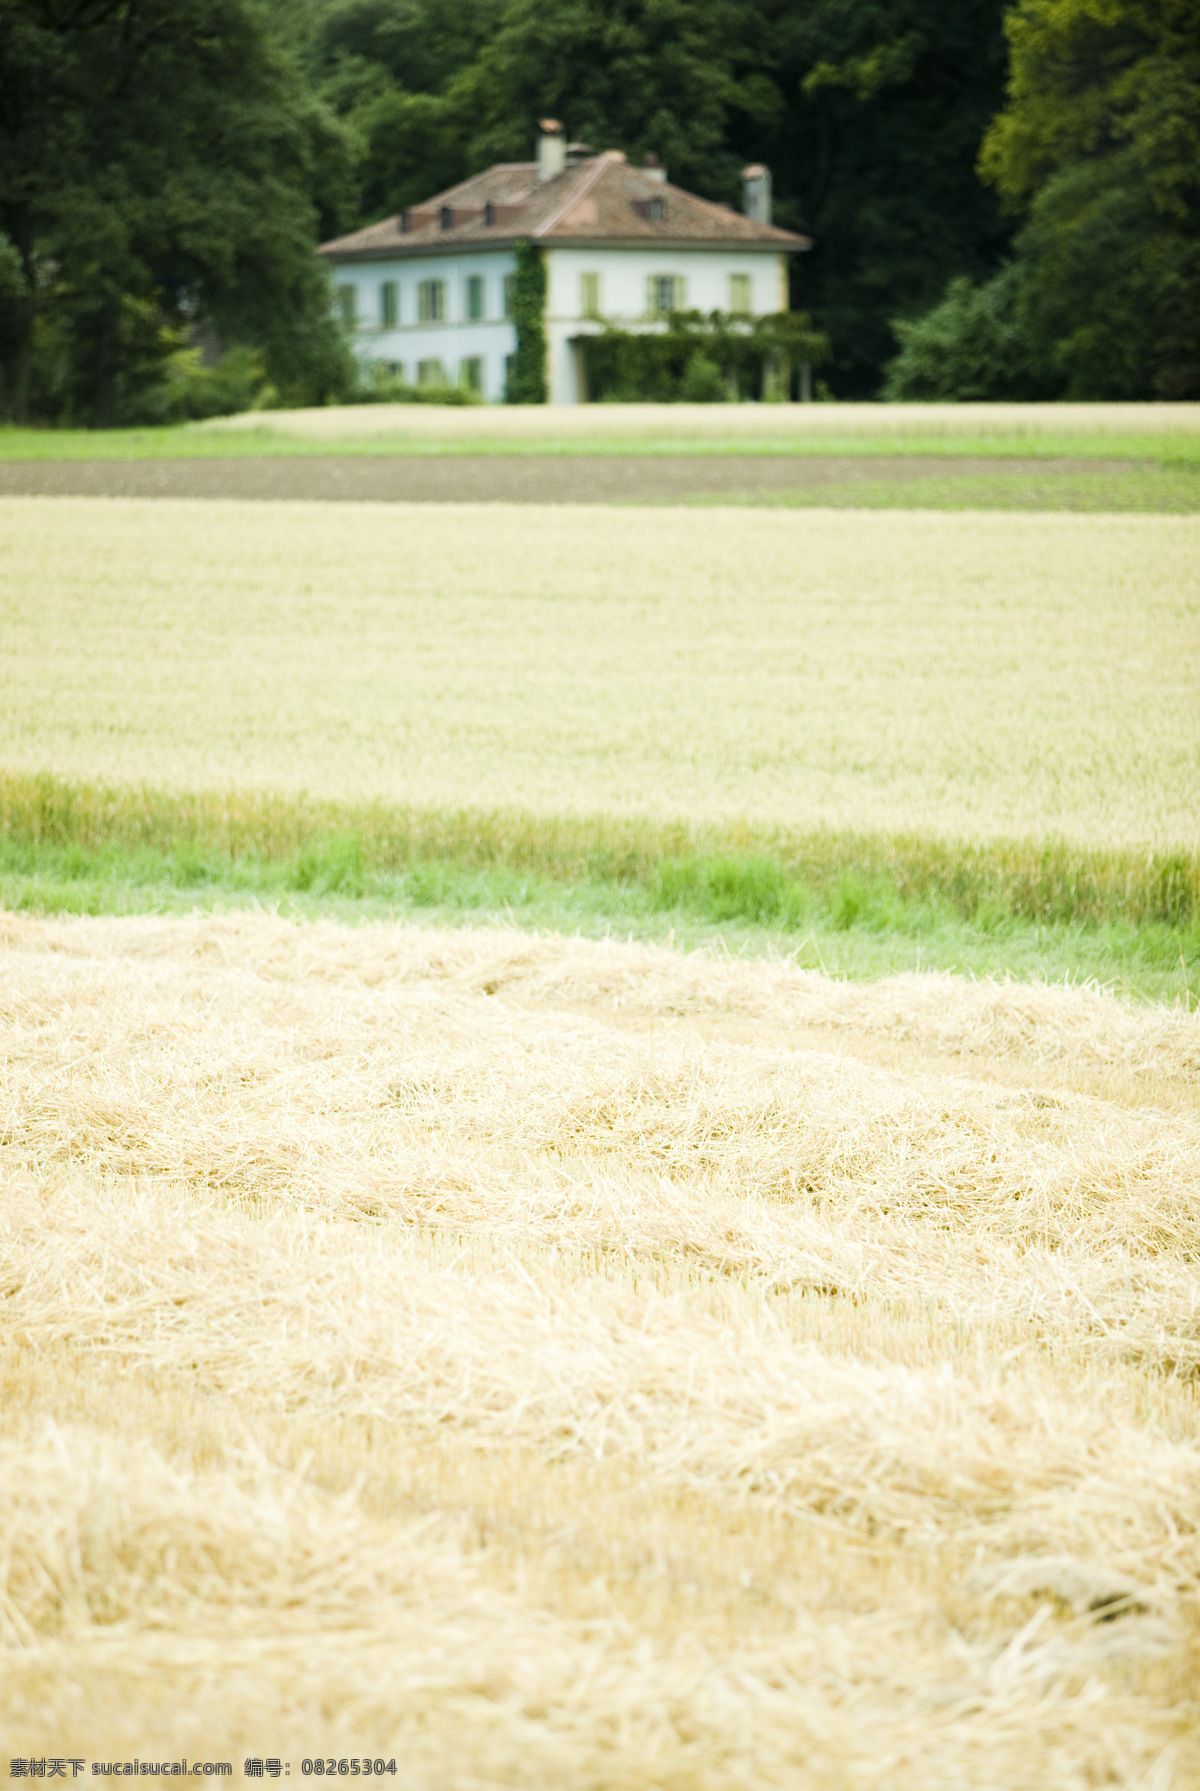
2;451;1199;1784
3;911;1200;1782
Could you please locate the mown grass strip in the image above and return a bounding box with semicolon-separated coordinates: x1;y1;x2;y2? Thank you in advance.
2;423;1200;465
4;772;1199;931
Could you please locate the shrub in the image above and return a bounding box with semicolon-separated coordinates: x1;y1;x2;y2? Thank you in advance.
355;362;480;405
680;352;728;402
883;269;1059;402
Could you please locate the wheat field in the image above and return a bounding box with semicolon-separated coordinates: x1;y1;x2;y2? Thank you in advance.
3;497;1199;844
200;399;1200;445
2;909;1199;1780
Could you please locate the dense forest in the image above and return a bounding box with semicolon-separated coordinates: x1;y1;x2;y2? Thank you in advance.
1;0;1197;422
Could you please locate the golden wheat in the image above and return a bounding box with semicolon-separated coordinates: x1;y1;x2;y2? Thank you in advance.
2;909;1199;1779
2;497;1198;846
200;399;1200;444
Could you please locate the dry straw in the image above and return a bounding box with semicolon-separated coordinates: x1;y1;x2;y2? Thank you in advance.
2;910;1198;1777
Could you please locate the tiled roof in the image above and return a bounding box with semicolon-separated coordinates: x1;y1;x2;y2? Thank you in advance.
319;153;809;260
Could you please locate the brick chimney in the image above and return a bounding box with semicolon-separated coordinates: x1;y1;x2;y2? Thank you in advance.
642;152;666;184
742;164;772;225
537;119;566;182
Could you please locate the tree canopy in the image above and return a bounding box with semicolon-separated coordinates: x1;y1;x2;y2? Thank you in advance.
0;0;357;423
4;0;1196;417
888;0;1200;399
289;0;1015;396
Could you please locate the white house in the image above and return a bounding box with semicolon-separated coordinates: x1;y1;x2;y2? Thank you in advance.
318;122;810;404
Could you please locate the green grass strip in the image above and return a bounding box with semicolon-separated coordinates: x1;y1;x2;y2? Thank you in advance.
3;775;1197;1005
2;424;1200;466
3;771;1198;930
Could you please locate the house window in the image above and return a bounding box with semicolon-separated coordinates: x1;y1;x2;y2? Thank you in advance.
335;284;357;328
380;281;398;327
647;274;684;317
417;279;445;322
647;197;665;221
729;273;751;314
503;273;517;319
484;201;496;226
440;205;453;230
466;275;485;320
417;358;447;386
580;271;601;317
460;356;483;394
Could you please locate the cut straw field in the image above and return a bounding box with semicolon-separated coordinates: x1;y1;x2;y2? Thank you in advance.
2;910;1199;1778
2;496;1198;845
4;465;1199;1776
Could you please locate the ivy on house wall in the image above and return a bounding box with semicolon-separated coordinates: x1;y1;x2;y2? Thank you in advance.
580;310;829;402
506;241;547;404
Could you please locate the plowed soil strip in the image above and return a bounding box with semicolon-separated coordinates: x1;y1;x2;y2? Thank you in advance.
0;451;1152;504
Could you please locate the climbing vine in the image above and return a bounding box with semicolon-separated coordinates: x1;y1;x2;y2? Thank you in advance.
579;309;829;402
507;241;547;404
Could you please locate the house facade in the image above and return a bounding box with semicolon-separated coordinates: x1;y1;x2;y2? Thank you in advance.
318;124;809;404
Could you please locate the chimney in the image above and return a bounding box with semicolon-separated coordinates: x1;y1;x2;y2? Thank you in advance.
537;118;566;182
742;163;772;225
642;152;666;184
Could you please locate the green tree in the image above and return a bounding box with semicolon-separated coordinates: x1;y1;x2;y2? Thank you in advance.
292;0;503;220
0;0;358;424
977;0;1200;398
882;268;1058;399
767;0;1015;394
287;0;1014;397
459;0;1014;395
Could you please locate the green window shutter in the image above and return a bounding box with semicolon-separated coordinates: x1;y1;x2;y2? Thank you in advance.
646;274;657;317
380;282;398;327
417;280;445;323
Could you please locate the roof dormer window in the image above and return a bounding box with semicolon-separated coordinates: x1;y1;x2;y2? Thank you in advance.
633;196;666;222
484;201;495;226
440;205;453;230
399;211;411;235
